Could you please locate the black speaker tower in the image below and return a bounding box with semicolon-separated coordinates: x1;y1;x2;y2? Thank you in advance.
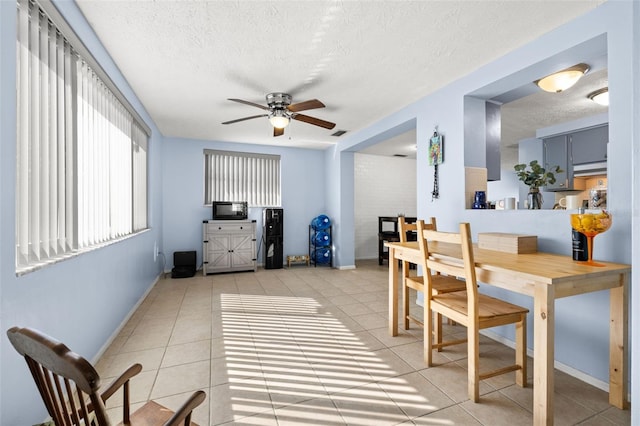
263;208;284;269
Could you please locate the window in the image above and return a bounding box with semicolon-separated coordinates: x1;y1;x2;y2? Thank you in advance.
16;0;149;273
204;150;281;207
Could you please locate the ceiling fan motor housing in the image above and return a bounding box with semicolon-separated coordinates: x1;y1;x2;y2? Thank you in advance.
266;92;292;108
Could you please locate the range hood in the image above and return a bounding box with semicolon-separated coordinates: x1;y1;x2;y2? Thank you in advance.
573;161;607;177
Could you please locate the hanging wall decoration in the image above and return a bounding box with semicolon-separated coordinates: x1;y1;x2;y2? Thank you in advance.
429;128;443;200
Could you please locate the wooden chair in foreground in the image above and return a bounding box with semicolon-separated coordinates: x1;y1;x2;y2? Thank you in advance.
399;217;466;338
7;326;206;426
418;222;529;402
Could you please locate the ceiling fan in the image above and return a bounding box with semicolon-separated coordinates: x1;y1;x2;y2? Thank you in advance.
222;92;336;137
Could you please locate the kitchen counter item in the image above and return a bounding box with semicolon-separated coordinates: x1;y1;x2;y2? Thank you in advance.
570;210;612;266
589;187;607;209
478;232;537;254
472;191;487;209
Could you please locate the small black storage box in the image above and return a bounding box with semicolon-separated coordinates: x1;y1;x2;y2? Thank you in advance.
171;250;197;278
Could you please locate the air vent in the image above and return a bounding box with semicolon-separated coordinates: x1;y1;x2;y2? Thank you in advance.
331;130;347;137
394;154;408;157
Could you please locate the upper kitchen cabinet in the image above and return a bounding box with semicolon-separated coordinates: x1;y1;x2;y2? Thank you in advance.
543;123;608;191
570;124;608;165
543;135;571;191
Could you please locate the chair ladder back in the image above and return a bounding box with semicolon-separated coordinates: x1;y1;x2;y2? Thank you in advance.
29;356;106;426
421;223;479;313
26;358;61;424
457;222;480;328
64;377;87;426
419;226;463;279
398;217;417;243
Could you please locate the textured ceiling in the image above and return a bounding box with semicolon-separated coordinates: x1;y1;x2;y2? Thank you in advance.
75;0;605;152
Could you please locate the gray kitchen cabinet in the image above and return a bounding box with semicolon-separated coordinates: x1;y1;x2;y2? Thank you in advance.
543;124;608;191
570;125;608;165
543;135;570;191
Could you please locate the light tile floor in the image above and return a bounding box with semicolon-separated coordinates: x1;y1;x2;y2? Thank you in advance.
95;260;630;425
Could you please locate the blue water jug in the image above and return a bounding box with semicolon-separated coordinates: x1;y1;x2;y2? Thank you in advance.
313;247;331;264
311;214;331;230
311;231;331;247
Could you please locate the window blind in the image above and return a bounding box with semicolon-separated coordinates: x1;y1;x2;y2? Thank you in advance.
204;150;281;207
16;0;149;272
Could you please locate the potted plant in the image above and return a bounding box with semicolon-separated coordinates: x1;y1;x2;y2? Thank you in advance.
514;160;562;209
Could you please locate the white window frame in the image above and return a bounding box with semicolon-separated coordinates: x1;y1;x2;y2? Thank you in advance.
204;150;281;207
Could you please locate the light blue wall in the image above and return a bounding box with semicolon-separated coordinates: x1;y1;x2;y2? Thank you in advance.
0;1;165;424
162;138;327;270
331;0;637;411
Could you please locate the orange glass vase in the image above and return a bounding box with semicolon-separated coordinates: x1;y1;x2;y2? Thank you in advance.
569;210;612;266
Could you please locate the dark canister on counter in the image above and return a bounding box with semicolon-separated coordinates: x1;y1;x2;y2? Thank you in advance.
472;191;487;209
572;229;588;261
572;207;588;261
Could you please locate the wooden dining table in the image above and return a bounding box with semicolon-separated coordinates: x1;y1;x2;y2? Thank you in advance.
386;240;630;426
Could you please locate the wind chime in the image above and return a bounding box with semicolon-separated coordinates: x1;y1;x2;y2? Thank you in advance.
429;128;443;201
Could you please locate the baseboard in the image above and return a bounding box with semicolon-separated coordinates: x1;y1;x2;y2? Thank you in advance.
90;273;160;365
337;264;356;270
356;255;378;260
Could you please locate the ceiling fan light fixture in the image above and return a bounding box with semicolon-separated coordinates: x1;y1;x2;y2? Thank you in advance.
535;63;590;93
588;87;609;106
269;110;290;129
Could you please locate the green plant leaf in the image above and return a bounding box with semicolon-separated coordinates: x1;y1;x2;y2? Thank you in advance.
513;160;561;189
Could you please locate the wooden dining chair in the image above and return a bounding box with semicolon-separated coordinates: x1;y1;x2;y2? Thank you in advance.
7;326;206;425
399;217;466;338
417;222;529;402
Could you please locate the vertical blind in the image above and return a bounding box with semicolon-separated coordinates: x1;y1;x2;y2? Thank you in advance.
16;0;149;272
204;150;281;207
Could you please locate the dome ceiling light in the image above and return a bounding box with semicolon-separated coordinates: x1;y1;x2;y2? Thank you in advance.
535;63;590;93
588;87;609;106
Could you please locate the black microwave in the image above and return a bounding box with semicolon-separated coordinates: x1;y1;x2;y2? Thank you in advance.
212;201;248;220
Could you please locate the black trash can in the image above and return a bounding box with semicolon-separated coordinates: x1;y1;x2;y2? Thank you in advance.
171;250;196;278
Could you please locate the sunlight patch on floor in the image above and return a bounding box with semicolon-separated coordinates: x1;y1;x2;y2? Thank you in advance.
219;293;433;424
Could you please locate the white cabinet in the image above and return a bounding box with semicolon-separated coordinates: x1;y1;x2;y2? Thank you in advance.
203;220;257;274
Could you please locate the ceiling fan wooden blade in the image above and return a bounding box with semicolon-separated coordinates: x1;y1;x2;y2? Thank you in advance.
273;127;285;137
292;113;336;129
228;98;270;110
287;99;325;112
222;114;268;125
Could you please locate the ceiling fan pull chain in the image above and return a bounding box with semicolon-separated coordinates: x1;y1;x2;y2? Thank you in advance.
432;164;439;201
